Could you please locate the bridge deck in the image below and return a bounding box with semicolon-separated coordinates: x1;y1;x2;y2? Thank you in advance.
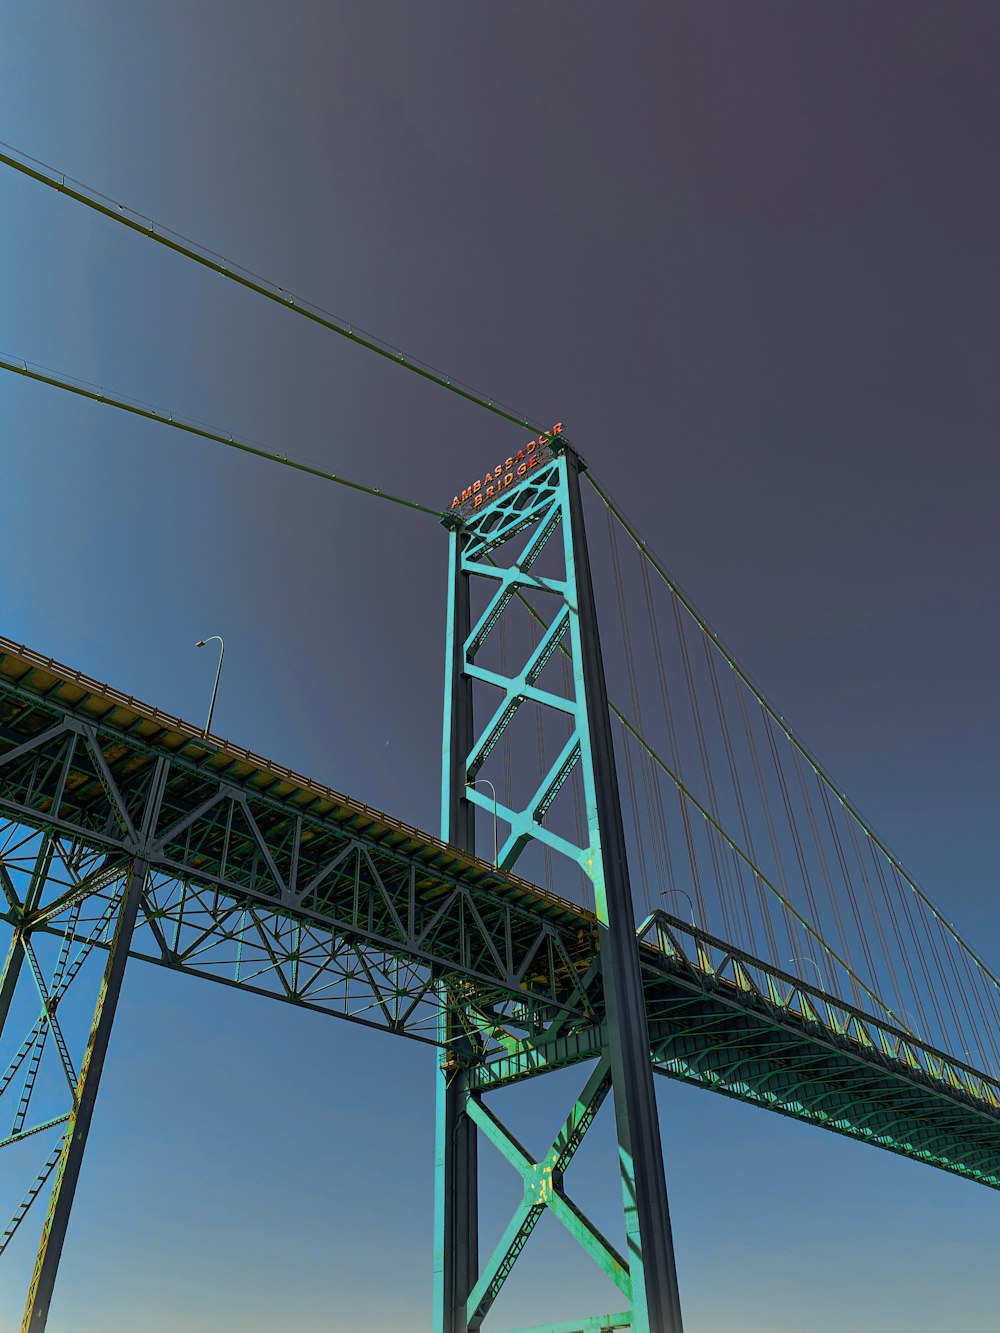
0;636;582;926
0;635;997;1191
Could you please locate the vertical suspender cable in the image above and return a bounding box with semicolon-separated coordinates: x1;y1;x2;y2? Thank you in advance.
790;748;857;996
864;833;932;1039
839;807;907;1032
637;558;679;905
644;584;710;935
606;506;669;923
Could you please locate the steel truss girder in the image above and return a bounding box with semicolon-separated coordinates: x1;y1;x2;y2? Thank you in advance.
4;636;993;1128
469;913;1000;1191
0;685;596;1039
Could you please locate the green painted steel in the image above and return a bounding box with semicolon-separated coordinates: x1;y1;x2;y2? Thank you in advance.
437;441;683;1332
20;856;150;1331
474;912;1000;1191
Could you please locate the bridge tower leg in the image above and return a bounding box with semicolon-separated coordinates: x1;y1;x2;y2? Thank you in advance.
21;857;147;1332
562;450;683;1332
0;759;167;1330
434;520;479;1332
436;435;684;1332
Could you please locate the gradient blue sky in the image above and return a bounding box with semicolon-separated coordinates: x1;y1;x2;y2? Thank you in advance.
1;4;999;1329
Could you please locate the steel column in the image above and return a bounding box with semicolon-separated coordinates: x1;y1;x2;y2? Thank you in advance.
0;930;26;1039
560;445;683;1333
20;857;147;1333
434;521;479;1333
1;837;56;1043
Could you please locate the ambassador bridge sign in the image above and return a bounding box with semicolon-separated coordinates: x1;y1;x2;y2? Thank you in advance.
449;422;564;519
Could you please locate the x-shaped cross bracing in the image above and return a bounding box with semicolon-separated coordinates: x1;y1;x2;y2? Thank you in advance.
464;1054;630;1328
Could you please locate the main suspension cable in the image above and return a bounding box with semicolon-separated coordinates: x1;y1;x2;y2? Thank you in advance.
0;140;546;437
0;355;448;519
8;133;991;1026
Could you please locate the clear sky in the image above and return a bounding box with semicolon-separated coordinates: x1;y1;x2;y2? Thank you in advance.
1;3;998;1329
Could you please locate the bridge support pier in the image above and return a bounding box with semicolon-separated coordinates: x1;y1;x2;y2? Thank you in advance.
20;857;147;1333
434;1041;480;1332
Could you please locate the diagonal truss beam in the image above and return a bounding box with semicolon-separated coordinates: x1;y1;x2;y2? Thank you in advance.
465;1056;627;1328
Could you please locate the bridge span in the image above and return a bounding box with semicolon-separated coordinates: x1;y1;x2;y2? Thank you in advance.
1;632;996;1216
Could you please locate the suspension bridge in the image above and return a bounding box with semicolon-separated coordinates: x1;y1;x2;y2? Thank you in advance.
1;140;998;1333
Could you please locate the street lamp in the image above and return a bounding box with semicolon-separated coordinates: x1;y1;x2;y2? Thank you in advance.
887;1005;919;1036
660;888;696;927
788;956;825;986
465;778;498;867
195;636;225;735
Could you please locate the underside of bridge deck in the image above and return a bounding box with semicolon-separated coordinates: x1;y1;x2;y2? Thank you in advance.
0;635;996;1191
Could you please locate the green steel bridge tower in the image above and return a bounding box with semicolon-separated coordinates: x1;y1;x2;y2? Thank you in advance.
436;436;682;1332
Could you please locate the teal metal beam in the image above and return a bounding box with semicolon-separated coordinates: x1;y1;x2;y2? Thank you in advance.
464;1057;629;1328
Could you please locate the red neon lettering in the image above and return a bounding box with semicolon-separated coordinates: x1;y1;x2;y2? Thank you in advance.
517;463;527;476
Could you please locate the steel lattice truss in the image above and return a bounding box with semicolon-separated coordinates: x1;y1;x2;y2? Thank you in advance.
0;645;594;1037
0;629;999;1329
474;912;1000;1187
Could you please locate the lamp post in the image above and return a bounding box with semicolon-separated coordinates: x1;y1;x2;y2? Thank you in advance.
887;1005;919;1036
788;956;824;986
195;636;225;735
660;888;696;927
465;778;498;867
